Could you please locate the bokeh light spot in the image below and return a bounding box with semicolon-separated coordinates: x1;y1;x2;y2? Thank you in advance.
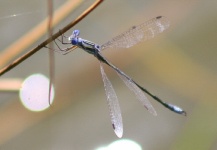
19;74;54;111
96;139;142;150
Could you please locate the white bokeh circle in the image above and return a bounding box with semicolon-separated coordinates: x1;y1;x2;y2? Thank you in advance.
19;74;54;111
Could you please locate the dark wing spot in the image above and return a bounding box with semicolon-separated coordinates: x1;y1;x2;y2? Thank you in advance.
112;124;115;130
156;16;162;19
131;26;136;29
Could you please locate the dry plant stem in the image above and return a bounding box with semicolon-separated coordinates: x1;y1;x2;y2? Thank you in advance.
0;0;83;71
0;0;103;76
47;0;54;105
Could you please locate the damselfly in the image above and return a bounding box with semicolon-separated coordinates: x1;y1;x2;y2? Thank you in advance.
49;16;186;138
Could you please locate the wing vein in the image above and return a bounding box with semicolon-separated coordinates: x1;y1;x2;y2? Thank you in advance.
101;16;169;50
100;62;123;138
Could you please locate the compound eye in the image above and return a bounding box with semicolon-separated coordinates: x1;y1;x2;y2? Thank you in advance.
72;30;80;37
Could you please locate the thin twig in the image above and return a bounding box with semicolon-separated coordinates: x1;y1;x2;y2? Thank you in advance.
0;0;103;76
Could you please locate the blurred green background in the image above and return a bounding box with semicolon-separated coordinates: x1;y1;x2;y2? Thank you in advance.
0;0;217;149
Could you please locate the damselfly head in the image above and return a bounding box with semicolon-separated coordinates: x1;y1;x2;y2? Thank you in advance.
69;30;80;41
72;30;80;37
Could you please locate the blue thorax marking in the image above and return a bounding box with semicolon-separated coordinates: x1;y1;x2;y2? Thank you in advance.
71;37;100;55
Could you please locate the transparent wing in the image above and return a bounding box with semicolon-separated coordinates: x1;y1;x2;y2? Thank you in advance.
100;62;123;138
101;16;169;50
117;72;157;116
